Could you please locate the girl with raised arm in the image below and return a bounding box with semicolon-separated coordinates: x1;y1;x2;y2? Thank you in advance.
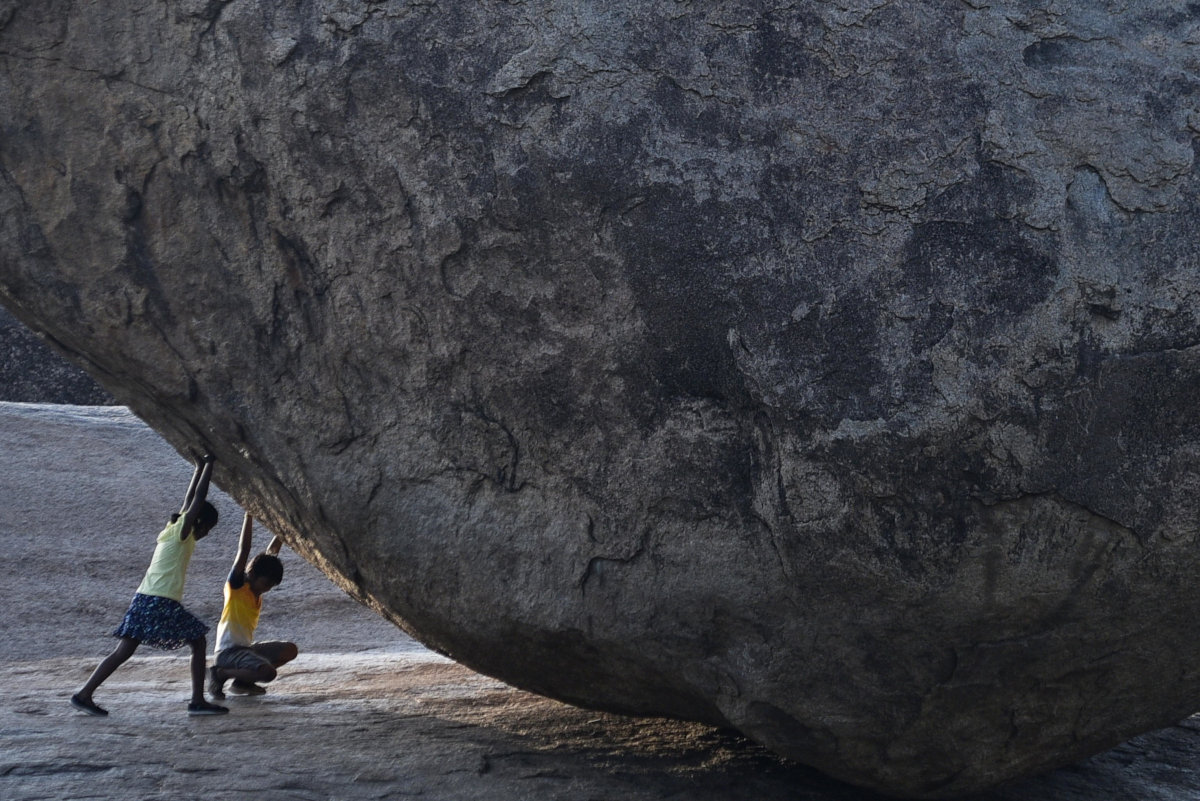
71;453;229;716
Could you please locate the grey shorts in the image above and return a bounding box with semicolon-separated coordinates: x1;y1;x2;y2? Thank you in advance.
215;641;293;671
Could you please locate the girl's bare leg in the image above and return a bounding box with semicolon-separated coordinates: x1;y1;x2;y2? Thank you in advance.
189;636;209;704
187;636;227;714
71;637;139;715
76;637;139;702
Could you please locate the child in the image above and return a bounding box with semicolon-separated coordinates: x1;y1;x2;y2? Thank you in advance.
71;453;229;716
207;512;297;699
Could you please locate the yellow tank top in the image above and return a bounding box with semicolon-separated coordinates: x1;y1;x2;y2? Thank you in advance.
216;579;262;653
135;517;196;601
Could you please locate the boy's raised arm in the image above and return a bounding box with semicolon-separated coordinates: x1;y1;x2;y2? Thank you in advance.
265;535;284;557
229;512;255;581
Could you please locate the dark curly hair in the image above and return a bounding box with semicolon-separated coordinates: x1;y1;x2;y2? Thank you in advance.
248;552;284;586
195;501;219;531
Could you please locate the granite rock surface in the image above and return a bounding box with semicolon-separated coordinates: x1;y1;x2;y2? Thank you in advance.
3;2;1200;796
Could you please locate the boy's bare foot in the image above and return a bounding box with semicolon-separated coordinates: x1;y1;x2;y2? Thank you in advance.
70;694;108;717
229;680;267;696
207;666;226;700
187;700;229;716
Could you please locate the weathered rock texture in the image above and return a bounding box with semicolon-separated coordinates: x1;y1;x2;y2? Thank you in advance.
3;1;1200;796
0;305;113;403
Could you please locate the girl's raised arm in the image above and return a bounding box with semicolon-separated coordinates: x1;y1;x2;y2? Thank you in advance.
179;452;214;514
179;456;214;540
179;459;204;516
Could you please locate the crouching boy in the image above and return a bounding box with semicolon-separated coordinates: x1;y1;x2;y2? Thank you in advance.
208;513;298;698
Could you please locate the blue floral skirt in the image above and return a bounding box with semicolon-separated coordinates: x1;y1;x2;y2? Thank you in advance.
112;593;208;650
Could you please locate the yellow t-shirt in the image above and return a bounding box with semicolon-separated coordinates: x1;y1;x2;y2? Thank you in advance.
135;517;196;601
215;578;262;654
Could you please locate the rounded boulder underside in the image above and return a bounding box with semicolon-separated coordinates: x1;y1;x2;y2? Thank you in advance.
3;1;1200;796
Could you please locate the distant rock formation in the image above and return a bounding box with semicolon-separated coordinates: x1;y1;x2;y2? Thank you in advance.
0;306;113;404
3;2;1200;796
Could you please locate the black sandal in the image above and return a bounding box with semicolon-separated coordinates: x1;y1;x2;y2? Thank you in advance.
70;694;109;717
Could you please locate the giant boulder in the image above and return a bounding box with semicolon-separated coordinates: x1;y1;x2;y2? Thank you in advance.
3;1;1200;796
